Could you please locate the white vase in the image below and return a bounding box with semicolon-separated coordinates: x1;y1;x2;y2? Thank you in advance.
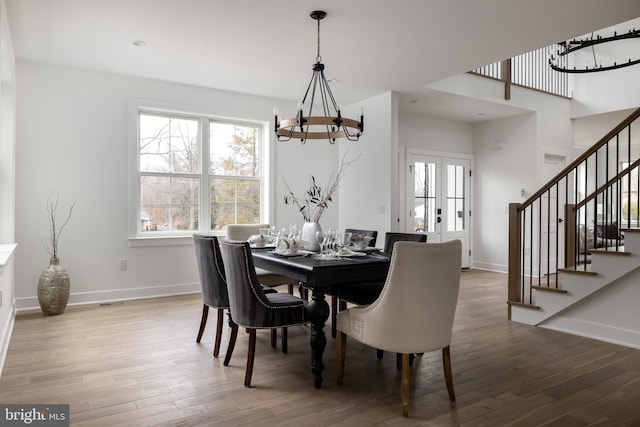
301;222;322;252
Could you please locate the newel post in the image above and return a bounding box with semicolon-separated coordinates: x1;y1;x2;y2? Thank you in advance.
564;204;576;268
508;203;522;318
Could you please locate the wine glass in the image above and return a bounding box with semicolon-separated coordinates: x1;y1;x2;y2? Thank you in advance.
315;230;326;256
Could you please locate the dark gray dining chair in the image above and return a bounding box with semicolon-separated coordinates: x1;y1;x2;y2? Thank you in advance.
220;240;309;387
193;234;277;363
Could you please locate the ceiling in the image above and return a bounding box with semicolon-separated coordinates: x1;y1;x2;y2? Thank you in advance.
5;0;640;125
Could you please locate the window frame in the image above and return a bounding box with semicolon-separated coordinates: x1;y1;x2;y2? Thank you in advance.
128;100;271;246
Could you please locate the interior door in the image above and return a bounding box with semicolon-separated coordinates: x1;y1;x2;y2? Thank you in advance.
541;154;566;274
407;153;471;268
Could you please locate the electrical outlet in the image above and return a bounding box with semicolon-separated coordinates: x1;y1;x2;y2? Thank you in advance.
119;259;127;271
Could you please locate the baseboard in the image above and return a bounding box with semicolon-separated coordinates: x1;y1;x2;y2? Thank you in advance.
540;316;640;350
15;282;200;312
471;261;508;273
0;302;16;378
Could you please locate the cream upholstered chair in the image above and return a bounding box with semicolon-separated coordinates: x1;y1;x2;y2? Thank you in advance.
336;240;462;417
224;224;298;294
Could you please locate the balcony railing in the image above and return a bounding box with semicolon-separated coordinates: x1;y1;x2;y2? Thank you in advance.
471;44;571;99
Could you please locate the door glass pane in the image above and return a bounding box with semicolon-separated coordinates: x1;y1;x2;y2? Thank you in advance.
414;161;436;232
446;164;465;231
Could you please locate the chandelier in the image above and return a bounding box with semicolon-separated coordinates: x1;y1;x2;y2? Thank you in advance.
274;10;364;144
549;26;640;73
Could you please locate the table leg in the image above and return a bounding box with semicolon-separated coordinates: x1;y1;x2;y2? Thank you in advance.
307;287;330;388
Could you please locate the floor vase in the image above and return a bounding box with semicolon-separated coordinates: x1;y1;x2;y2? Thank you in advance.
38;257;70;315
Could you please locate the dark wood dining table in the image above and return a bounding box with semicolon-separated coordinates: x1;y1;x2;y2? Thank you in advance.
251;249;390;388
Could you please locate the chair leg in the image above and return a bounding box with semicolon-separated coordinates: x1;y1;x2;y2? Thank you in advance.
287;284;294;295
223;321;238;366
402;353;410;417
196;304;209;343
213;308;224;357
336;331;346;385
244;329;257;388
378;349;384;360
442;345;456;401
271;329;277;348
281;327;288;354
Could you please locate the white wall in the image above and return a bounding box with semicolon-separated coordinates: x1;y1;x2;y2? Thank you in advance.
398;111;473;154
472;113;537;271
338;92;396;236
571;66;640;118
13;61;335;308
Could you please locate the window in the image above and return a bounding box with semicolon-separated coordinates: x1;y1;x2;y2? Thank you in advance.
135;109;265;237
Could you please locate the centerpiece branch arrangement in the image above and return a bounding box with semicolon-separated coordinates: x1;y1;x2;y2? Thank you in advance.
282;153;359;223
43;190;77;259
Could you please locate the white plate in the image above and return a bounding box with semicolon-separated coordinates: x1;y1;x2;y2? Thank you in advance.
250;244;276;249
338;251;367;257
273;250;314;257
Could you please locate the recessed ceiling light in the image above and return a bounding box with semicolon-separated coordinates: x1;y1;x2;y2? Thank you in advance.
327;78;338;83
477;112;485;116
409;99;419;104
132;40;147;47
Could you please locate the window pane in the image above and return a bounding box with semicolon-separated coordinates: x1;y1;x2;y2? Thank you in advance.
141;176;199;232
210;178;260;230
210;123;261;177
140;114;199;174
413;161;436;232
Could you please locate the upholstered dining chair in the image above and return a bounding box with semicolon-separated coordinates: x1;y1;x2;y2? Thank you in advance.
336;240;462;417
193;234;277;362
225;224;299;295
327;228;378;338
330;231;426;339
220;240;309;387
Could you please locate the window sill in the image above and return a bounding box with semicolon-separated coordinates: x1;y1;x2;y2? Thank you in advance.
128;232;225;247
0;243;18;267
128;235;195;247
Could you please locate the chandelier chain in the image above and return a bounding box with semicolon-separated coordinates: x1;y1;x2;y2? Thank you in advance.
316;17;322;63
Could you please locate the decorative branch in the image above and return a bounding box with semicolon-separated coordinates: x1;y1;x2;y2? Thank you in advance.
43;191;77;259
282;153;359;223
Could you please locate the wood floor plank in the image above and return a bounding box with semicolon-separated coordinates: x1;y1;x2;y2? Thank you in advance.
1;270;640;425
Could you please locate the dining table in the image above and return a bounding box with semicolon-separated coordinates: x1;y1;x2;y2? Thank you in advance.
251;248;390;389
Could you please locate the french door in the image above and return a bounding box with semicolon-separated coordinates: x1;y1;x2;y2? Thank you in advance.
406;152;471;268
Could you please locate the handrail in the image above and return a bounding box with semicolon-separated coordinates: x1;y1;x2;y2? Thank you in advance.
519;107;640;211
576;158;640;209
508;106;640;309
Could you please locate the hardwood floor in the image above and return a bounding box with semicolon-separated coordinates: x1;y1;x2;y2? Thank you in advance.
1;269;640;426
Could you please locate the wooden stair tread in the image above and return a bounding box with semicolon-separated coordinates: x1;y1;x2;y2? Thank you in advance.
587;249;631;256
558;268;597;276
531;285;568;294
620;227;640;233
507;300;541;310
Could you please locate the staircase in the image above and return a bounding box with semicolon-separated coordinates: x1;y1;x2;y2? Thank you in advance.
507;108;640;349
511;229;640;325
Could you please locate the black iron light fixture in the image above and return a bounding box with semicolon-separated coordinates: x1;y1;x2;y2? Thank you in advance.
274;10;364;144
549;26;640;73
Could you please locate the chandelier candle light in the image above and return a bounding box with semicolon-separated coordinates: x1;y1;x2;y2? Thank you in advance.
549;25;640;73
273;10;364;144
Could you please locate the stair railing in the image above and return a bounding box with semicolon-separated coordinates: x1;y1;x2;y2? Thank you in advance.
508;108;640;313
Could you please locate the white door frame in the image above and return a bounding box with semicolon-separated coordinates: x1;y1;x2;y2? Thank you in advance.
401;148;473;268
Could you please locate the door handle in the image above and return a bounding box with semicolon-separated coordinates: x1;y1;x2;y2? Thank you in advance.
558;218;563;223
